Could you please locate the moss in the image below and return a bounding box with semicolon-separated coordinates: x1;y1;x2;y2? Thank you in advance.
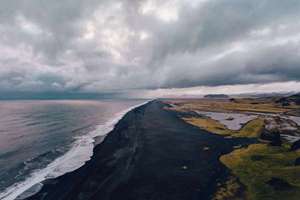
166;99;297;114
234;118;264;138
169;99;300;199
220;144;300;200
183;117;231;136
183;117;264;138
213;176;246;200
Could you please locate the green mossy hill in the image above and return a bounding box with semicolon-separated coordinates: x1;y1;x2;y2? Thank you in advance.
220;144;300;200
183;117;264;138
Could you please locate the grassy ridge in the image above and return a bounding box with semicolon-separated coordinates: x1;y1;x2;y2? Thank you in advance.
220;144;300;200
185;114;300;200
167;98;300;200
168;99;297;114
183;117;264;138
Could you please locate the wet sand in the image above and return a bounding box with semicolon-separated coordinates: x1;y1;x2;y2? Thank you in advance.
26;100;254;200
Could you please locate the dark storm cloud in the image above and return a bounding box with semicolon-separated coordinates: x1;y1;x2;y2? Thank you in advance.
0;0;300;93
150;0;300;59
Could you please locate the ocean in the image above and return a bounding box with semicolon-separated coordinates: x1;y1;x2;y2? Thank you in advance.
0;99;146;200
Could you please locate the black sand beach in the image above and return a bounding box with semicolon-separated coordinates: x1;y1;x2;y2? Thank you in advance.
26;100;254;200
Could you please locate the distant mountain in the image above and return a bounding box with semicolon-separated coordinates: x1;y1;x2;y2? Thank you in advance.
203;94;229;99
233;92;294;98
276;93;300;106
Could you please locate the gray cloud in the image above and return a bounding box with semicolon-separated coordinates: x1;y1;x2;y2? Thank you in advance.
0;0;300;93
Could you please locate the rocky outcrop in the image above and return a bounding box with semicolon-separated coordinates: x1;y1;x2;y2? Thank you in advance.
266;177;293;190
291;139;300;151
294;157;300;166
276;93;300;106
204;94;229;99
259;129;282;146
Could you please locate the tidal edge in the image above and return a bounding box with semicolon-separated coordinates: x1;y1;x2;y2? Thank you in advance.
25;100;254;200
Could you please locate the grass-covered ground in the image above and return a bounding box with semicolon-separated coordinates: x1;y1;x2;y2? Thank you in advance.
165;98;300;200
183;117;264;138
184;113;300;200
220;144;300;200
213;176;246;200
166;98;299;114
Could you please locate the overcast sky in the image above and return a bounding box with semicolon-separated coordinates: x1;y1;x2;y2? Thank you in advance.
1;0;300;97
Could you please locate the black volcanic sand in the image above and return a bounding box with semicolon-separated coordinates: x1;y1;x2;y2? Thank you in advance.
26;101;255;200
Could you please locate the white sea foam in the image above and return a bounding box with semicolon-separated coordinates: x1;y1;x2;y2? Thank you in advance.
0;100;151;200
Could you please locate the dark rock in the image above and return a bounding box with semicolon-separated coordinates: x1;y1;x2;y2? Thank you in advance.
290;93;300;105
250;155;265;161
291;140;300;151
177;111;199;118
226;117;234;121
266;177;292;190
204;94;229;99
276;93;300;106
270;140;282;146
295;157;300;166
276;97;290;106
229;98;237;102
281;102;290;106
260;129;282;146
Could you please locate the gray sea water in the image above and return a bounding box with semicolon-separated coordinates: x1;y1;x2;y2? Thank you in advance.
0;99;146;200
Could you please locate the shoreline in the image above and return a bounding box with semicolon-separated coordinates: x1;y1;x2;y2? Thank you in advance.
0;100;151;200
24;100;254;200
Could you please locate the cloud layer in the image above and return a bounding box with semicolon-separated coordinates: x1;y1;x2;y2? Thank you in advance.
1;0;300;93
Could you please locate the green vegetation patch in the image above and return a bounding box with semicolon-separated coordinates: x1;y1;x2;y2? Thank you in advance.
183;117;264;138
166;99;297;114
220;144;300;200
213;176;246;200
